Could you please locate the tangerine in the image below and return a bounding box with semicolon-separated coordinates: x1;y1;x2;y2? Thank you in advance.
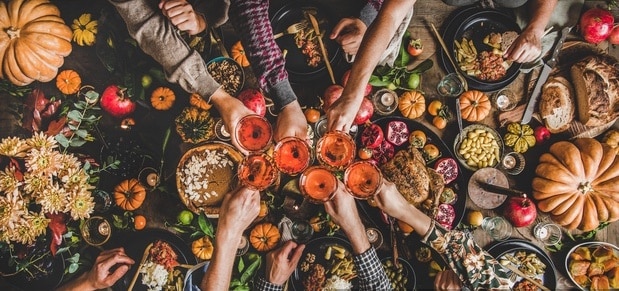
134;215;147;230
428;100;443;116
304;108;321;123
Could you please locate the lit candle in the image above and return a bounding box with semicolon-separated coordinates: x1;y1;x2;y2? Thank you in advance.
495;94;510;109
146;173;159;187
380;92;395;107
502;155;516;170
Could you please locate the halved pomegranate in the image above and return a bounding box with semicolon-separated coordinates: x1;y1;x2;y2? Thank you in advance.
434;158;459;184
435;203;456;230
386;120;409;146
361;124;384;149
371;140;395;165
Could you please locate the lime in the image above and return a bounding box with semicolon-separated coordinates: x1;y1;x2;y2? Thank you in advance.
141;74;153;88
406;73;420;89
177;210;194;225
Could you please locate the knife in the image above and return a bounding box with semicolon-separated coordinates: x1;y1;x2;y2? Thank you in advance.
478;181;527;197
307;13;336;84
521;26;571;124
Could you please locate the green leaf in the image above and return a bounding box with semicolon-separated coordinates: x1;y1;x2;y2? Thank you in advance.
240;256;261;284
233;285;249;291
55;134;70;148
56;247;70;255
75;129;88;138
237;257;245;273
69;139;87;147
74;102;85;110
84;91;99;103
410;59;434;73
162;127;171;154
394;37;410;68
198;212;214;238
68;262;79;273
67;110;82;122
229;279;242;288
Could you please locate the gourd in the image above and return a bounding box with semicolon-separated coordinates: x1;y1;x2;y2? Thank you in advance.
0;0;73;86
398;90;426;119
532;138;619;231
249;222;280;252
191;236;214;260
231;41;249;67
175;106;215;143
113;178;146;211
459;90;491;122
150;86;175;110
603;129;619;149
189;93;211;110
56;69;81;95
504;123;536;153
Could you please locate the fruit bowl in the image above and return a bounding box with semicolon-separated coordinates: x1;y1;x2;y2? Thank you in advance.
453;124;503;171
565;241;619;290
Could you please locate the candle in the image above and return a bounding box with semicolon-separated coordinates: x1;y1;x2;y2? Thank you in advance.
502;155;516;169
146;173;159;187
380;92;395;107
495;94;510;109
366;228;379;243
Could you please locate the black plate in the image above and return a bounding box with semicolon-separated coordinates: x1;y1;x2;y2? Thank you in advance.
486;239;557;290
439;7;522;92
291;236;357;290
271;2;341;83
113;229;197;291
380;257;416;290
357;117;466;229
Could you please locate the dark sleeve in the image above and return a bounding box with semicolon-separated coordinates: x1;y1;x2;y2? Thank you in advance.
358;0;384;28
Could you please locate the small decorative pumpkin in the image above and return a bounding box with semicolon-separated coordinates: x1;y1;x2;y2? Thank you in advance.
175;106;215;143
56;69;81;95
150;86;176;110
71;13;97;46
459;90;491;122
191;236;214;260
0;0;73;86
504;123;536;153
398;90;426;119
231;41;250;67
603;129;619;149
532;138;619;231
189;93;212;110
114;178;146;211
249;222;280;252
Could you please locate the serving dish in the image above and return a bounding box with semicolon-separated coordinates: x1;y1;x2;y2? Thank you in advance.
176;142;244;217
380;257;416;290
565;241;619;290
453;123;503;171
206;56;244;96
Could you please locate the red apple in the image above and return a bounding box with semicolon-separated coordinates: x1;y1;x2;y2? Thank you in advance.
322;84;344;109
503;195;537;227
237;89;266;117
341;69;372;96
534;126;551;143
100;84;136;118
609;25;619;45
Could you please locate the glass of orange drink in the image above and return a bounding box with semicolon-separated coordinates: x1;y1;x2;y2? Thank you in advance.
299;166;338;203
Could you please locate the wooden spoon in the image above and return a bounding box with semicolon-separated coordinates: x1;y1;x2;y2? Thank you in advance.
127;242;153;291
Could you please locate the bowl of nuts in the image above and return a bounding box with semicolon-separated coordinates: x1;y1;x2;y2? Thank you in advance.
206;56;244;96
453;123;503;171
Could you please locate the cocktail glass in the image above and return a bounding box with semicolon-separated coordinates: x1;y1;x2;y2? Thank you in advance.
316;131;356;171
238;153;278;191
235;114;273;152
273;136;312;176
299;166;338;203
80;216;111;246
344;161;383;199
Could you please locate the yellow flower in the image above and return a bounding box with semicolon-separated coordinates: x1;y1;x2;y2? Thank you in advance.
37;183;69;214
0;190;26;232
71;13;98;46
27;132;58;151
23;172;51;197
0;167;21;194
25;148;62;177
68;191;94;220
0;137;29;158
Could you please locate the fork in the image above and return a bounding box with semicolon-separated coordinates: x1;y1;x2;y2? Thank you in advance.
273;22;307;39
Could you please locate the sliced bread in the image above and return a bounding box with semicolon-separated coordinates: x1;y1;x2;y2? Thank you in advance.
539;76;575;133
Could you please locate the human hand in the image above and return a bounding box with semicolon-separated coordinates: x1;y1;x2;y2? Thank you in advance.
159;0;206;35
503;28;543;63
373;180;410;220
265;241;305;285
217;187;261;238
325;93;363;133
330;17;367;56
210;90;256;155
434;270;462;291
85;248;135;290
274;101;308;142
323;181;370;254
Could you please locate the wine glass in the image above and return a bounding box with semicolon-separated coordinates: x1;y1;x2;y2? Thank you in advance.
80;216;111;246
315;131;356;171
235;114;273;153
237;153;278;191
273;136;312;176
344;161;383;199
298;166;338;203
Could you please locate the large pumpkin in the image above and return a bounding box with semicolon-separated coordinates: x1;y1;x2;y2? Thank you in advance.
0;0;73;86
398;90;426;119
249;222;280;252
114;178;147;211
459;90;491;122
532;138;619;231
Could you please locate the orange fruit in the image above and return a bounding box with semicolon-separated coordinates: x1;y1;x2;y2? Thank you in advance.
134;215;147;230
358;148;373;160
428;100;443;116
397;219;414;235
304;108;321;123
258;200;269;218
467;210;484;227
433;116;447;129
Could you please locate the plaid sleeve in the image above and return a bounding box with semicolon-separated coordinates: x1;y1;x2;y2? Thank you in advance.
353;247;391;290
254;276;284;291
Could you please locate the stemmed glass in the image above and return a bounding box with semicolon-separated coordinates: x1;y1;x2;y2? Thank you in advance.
238;153;278;191
298;166;338;203
273;136;312;176
343;161;383;199
235;114;273;153
80;216;111;246
315;131;356;171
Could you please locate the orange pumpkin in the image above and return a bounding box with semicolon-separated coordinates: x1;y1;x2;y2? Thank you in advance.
114;178;146;211
191;236;214;260
231;41;250;67
56;69;81;94
398;91;426;119
189;93;212;110
249;222;280;252
0;0;73;86
459;90;491;122
532;138;619;231
150;86;176;110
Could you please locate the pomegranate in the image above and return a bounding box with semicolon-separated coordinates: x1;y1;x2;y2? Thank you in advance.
503;195;537;227
353;98;374;125
360;124;384;149
579;8;614;44
322;84;344;109
386;120;409;146
435;203;456;230
341;69;372;96
534;126;551;143
609;25;619;45
371;140;395;165
100;84;136;118
237;89;266;117
434;158;459;184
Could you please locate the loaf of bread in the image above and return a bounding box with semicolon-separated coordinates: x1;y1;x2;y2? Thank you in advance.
570;55;619;127
539;76;575;133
